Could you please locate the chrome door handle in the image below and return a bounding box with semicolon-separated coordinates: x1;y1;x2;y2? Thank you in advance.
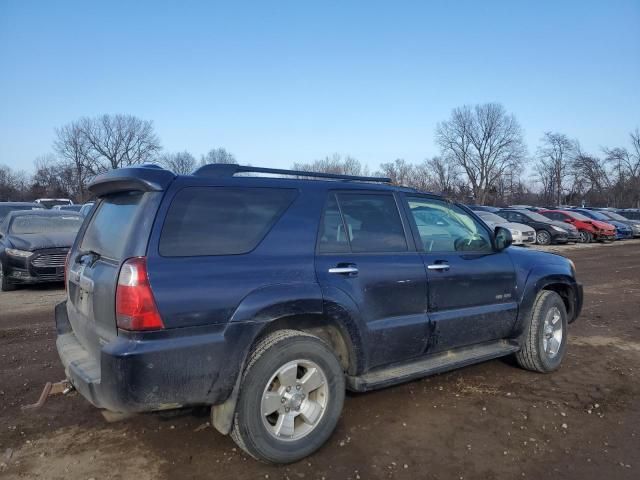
328;266;359;274
427;264;450;271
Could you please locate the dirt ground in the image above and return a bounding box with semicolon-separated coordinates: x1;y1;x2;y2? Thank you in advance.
1;241;639;480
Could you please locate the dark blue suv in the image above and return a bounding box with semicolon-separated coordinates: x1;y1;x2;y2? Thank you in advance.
55;164;583;463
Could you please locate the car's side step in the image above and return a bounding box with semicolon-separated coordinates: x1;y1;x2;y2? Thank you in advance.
346;340;520;392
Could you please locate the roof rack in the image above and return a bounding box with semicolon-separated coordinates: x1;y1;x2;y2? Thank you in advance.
193;163;392;184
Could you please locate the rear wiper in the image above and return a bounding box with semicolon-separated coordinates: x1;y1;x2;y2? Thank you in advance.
77;250;101;265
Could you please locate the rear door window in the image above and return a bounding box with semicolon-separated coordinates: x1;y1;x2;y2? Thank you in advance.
159;187;296;257
80;192;143;261
332;193;408;253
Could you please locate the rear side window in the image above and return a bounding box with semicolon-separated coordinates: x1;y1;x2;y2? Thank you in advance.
318;192;407;253
159;187;296;257
80;192;143;260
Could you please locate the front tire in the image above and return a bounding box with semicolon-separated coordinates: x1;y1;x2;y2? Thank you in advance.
230;330;345;464
516;290;568;372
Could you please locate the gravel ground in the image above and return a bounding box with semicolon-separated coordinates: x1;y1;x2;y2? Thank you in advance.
1;240;639;479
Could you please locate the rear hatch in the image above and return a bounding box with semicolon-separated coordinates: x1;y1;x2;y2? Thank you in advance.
66;167;174;361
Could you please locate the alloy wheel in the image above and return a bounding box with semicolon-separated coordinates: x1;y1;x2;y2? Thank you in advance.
536;231;551;245
260;359;329;441
543;307;563;358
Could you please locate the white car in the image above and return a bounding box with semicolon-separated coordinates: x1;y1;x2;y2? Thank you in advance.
476;211;536;245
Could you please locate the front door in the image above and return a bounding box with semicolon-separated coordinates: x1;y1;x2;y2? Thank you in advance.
315;191;429;369
403;196;518;353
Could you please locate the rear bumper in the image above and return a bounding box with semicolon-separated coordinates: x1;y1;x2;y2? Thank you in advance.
55;301;254;413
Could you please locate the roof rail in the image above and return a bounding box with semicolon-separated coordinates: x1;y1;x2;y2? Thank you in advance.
193;163;392;183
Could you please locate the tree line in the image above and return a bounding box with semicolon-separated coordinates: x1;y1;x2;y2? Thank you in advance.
1;107;639;208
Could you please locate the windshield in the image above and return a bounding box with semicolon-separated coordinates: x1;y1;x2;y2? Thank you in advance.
10;215;83;234
523;211;552;222
477;212;505;223
601;211;627;221
566;211;590;221
584;211;610;221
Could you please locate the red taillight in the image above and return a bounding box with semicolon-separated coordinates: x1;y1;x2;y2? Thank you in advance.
116;257;164;331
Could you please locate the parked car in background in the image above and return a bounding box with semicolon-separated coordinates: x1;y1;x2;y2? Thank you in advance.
34;198;74;209
539;209;615;243
79;202;95;217
571;209;634;240
55;164;582;464
618;208;640;221
588;209;640;238
0;202;44;223
475;211;535;245
0;210;84;291
508;205;542;212
466;204;500;213
53;204;83;212
498;209;580;245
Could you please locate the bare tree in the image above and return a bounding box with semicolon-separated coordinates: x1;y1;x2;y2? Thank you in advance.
436;103;526;204
159;151;197;175
425;156;459;195
31;155;75;199
536;132;577;206
376;158;415;186
0;164;30;201
603;129;640;207
54;121;93;201
200;147;237;165
78;114;162;172
293;154;366;176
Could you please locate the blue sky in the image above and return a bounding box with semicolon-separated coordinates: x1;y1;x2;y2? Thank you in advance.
1;0;638;173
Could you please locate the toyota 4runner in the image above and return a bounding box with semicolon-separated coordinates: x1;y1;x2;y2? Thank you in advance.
55;164;583;463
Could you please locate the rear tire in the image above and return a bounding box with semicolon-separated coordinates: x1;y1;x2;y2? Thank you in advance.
536;230;552;246
0;262;16;292
578;230;592;244
230;329;345;464
516;291;568;373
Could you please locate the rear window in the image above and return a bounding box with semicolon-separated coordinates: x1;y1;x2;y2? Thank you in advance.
159;187;296;257
80;192;143;260
10;214;83;234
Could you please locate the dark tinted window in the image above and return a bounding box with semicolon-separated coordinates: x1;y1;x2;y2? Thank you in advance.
159;187;296;257
80;192;143;260
335;193;407;253
317;194;349;253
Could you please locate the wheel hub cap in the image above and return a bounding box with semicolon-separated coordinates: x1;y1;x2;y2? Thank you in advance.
260;359;329;441
543;307;563;358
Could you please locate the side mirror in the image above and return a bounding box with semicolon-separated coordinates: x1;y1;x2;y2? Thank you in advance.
494;226;513;251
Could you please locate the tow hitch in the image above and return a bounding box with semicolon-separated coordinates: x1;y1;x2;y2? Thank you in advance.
22;380;74;411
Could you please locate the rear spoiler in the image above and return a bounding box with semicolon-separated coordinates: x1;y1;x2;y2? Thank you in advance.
88;165;176;197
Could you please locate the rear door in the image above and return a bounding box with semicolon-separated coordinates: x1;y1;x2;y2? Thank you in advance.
66;191;156;359
403;195;518;352
315;191;429;368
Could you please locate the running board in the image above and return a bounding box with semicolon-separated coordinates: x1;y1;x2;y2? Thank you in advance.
347;340;520;392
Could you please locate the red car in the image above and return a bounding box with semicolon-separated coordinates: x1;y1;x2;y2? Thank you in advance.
540;209;616;243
